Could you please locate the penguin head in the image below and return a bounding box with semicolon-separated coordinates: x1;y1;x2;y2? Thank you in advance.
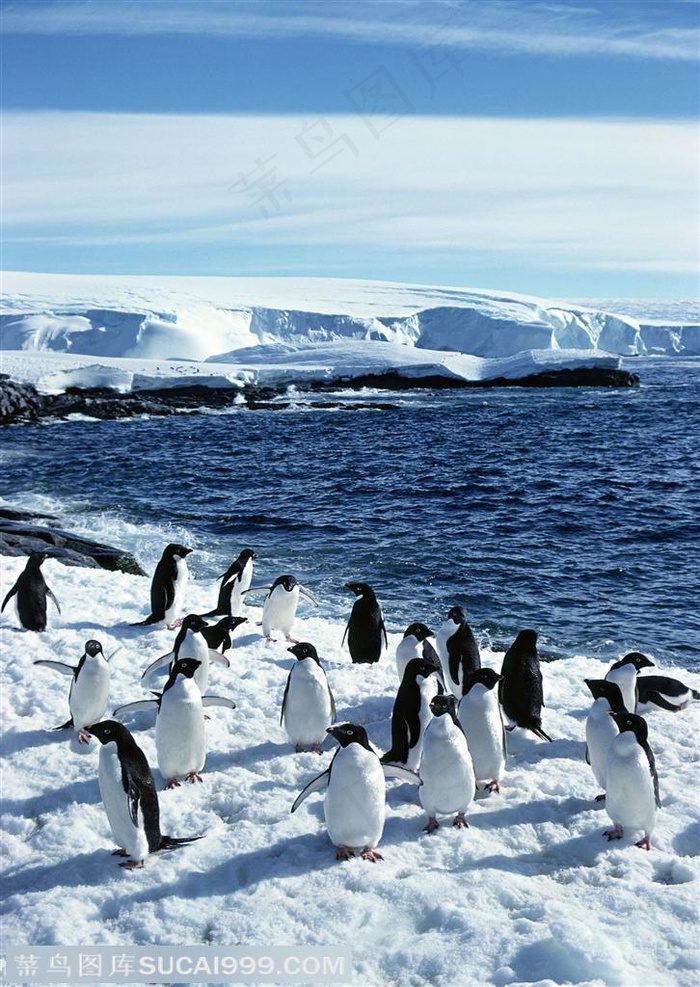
215;615;247;631
85;719;130;746
166;543;193;559
403;657;440;682
610;711;649;743
239;549;257;562
182;614;209;634
403;622;434;642
288;642;319;663
447;605;466;624
327;723;372;750
584;678;627;711
345;581;373;598
464;667;501;694
84;640;104;658
515;629;538;648
172;658;202;679
272;574;298;592
27;552;49;569
429;694;457;718
613;652;655;672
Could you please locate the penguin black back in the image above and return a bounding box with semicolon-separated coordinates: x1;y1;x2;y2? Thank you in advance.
445;605;481;689
499;629;552;742
343;582;387;664
1;552;60;631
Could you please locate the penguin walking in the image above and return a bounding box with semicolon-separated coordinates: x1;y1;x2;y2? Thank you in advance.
499;629;552;742
133;543;192;628
35;639;111;732
636;674;699;713
435;605;481;699
114;658;236;789
281;642;336;753
2;553;60;631
141;613;230;693
200;615;248;654
381;658;444;772
203;549;256;618
419;695;475;833
604;652;655;713
583;678;626;802
85;720;201;869
257;574;318;641
342;582;387;664
603;711;660;850
395;623;441;682
458;668;506;794
291;723;420;861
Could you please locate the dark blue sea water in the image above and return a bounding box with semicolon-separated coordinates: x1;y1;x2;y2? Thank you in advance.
3;357;699;670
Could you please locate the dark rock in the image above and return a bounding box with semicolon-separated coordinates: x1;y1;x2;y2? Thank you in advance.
0;375;47;423
0;516;146;575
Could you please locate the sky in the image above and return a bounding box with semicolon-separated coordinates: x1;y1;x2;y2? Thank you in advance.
1;0;699;298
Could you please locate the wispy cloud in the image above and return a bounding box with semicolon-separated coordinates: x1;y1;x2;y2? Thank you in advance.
2;0;697;61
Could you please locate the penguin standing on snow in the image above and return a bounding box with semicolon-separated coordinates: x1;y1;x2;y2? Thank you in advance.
419;694;475;834
603;711;660;850
140;613;230;693
281;642;336;753
381;658;444;771
395;623;442;682
342;582;387;664
458;668;506;794
499;629;552;742
35;639;111;733
114;658;236;789
605;652;655;713
85;720;201;869
252;574;318;641
291;722;420;861
133;543;192;628
203;549;256;618
200;615;248;654
583;678;626;802
636;674;700;713
2;553;60;631
435;605;481;699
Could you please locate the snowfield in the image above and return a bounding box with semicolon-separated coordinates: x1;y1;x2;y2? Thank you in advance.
1;554;698;987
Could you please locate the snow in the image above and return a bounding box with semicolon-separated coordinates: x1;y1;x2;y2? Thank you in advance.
1;553;699;987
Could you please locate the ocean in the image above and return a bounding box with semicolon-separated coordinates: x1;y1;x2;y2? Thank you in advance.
3;356;699;670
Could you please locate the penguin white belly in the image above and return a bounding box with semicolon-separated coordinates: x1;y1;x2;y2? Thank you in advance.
435;621;460;697
605;667;636;713
98;745;149;861
156;678;205;781
324;746;385;850
605;733;657;835
263;586;299;638
164;558;188;627
405;676;440;771
586;699;618;790
395;638;419;681
230;560;253;617
176;632;211;693
419;718;475;816
458;688;505;787
283;661;333;747
69;658;110;729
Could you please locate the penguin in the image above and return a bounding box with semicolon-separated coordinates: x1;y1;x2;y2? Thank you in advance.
258;574;319;641
603;711;660;850
200;615;248;654
84;720;201;869
583;678;626;802
1;552;60;631
636;674;700;713
133;543;192;628
34;639;111;732
395;623;442;682
114;658;236;789
281;642;336;753
141;613;230;693
291;723;420;861
342;582;387;664
203;549;256;618
380;658;444;771
604;652;655;713
435;605;481;699
498;629;552;742
458;668;506;794
419;694;475;833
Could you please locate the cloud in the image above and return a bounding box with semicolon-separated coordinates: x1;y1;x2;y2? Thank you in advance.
2;0;697;62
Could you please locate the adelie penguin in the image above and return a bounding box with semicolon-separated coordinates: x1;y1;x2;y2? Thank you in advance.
435;605;481;699
419;695;475;834
203;549;256;619
35;639;111;735
2;552;60;632
395;623;442;682
84;720;201;869
114;658;236;789
603;711;660;851
141;613;231;694
583;678;626;802
498;629;552;742
247;574;318;641
458;668;506;794
291;723;420;861
133;543;192;629
200;615;248;654
636;673;699;713
342;582;387;664
605;652;655;713
381;657;444;772
281;642;336;753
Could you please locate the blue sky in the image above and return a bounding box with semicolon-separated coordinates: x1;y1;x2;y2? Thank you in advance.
1;0;698;297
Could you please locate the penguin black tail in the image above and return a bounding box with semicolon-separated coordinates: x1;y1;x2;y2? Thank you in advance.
532;726;553;743
692;689;700;701
157;835;203;852
132;614;162;627
53;717;74;730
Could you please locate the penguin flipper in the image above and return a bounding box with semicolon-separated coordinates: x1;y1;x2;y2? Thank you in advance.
299;585;319;607
33;660;75;677
208;649;230;668
113;699;160;717
280;671;292;725
158;834;204;851
132;613;163;627
47;588;61;613
53;717;74;730
1;583;18;612
382;764;422;786
585;744;591;765
643;690;683;712
201;696;237;709
381;619;388;649
341;621;349;649
291;770;330;813
141;653;174;678
532;725;553;743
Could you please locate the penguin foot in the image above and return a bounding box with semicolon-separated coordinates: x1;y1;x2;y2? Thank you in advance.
167;619;183;630
111;847;129;857
360;847;383;862
486;780;500;793
186;772;203;784
77;730;91;744
635;836;652;851
119;859;144;869
595;793;606;803
335;845;355;861
164;779;181;789
286;635;299;644
311;743;323;755
453;813;469;829
603;825;624;841
423;817;439;834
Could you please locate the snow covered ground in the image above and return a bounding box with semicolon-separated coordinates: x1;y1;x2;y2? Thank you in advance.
1;554;698;987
